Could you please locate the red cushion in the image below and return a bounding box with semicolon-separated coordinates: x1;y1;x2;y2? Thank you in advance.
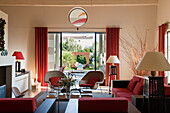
132;75;142;82
133;82;143;95
88;77;99;85
49;77;60;86
127;79;137;91
164;84;170;96
0;98;37;112
112;88;131;95
139;78;144;84
79;84;94;87
78;97;128;113
116;92;133;98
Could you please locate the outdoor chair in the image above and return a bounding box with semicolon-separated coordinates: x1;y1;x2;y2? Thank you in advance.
79;71;104;90
44;71;67;91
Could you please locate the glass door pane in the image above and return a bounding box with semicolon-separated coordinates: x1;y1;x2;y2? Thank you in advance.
48;32;61;71
62;32;95;71
96;33;106;74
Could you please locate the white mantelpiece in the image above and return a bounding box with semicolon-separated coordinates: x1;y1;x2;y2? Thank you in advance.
0;56;15;87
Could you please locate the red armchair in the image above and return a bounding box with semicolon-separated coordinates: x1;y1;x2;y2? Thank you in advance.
79;71;104;89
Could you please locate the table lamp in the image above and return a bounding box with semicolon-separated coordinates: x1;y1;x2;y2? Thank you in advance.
12;51;24;72
106;55;120;74
106;55;120;94
136;52;170;77
136;52;170;113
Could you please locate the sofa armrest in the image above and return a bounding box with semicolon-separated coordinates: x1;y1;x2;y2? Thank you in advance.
112;80;130;88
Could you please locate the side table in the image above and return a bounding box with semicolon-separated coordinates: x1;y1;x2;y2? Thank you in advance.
131;95;143;112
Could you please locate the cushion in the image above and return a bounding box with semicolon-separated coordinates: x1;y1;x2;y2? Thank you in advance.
79;84;94;87
88;77;99;85
164;84;170;96
78;97;128;113
116;92;133;98
49;77;61;86
139;78;144;84
127;79;137;91
0;98;37;112
132;75;142;82
133;82;143;95
112;88;131;95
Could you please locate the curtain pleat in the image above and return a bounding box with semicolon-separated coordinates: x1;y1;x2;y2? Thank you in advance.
159;23;168;83
35;27;48;86
106;28;120;86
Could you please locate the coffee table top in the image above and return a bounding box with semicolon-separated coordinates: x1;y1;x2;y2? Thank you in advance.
46;88;93;100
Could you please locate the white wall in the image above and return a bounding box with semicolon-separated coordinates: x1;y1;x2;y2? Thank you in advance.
0;5;157;80
157;0;170;26
0;10;8;51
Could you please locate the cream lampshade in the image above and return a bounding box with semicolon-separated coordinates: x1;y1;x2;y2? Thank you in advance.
106;55;120;65
136;52;170;76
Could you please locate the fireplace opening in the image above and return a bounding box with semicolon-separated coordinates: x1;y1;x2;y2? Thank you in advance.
0;65;12;98
0;66;6;86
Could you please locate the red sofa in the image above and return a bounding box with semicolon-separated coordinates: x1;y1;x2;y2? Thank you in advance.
112;75;144;102
0;97;56;113
112;75;170;102
0;98;37;112
78;97;128;113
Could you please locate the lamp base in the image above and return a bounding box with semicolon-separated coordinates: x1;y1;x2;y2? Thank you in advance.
16;61;21;72
151;71;156;77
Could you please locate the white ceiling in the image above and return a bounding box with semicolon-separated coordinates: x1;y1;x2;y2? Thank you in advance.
0;0;158;6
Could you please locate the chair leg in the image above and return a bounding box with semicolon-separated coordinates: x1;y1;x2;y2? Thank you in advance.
46;83;48;92
100;85;103;93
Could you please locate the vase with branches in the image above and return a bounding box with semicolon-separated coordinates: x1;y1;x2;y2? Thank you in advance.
120;29;157;76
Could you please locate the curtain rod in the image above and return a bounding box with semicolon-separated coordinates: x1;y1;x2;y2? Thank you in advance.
33;27;123;30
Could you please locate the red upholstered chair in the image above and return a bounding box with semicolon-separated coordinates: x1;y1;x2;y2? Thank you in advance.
44;71;66;90
79;71;104;89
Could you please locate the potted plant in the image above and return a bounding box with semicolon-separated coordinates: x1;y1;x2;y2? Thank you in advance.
60;76;76;92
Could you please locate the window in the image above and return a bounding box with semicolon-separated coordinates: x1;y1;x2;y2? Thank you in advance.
47;32;106;74
165;31;170;84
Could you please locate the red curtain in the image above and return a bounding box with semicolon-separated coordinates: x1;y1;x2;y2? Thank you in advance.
106;27;120;86
159;23;168;83
35;27;48;86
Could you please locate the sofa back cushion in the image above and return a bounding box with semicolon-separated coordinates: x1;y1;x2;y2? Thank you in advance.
127;79;137;91
133;82;143;95
0;98;37;112
88;77;99;85
78;97;128;113
132;75;142;82
139;78;144;84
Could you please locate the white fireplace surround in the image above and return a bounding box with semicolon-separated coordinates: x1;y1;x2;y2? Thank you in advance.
0;56;15;87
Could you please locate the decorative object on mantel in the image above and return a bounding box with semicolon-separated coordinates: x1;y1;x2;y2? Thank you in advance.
106;55;120;94
12;51;24;72
68;7;88;30
136;52;170;113
1;49;8;56
0;18;6;52
120;29;157;76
